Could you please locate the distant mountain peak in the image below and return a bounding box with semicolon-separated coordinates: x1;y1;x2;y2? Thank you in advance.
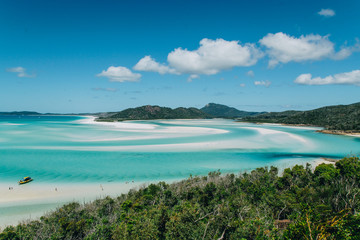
201;103;261;118
98;105;211;121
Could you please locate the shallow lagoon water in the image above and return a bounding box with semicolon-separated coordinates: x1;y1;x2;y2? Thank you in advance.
0;116;359;227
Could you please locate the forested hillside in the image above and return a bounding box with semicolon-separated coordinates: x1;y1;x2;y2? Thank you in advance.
242;102;360;131
97;105;211;121
201;103;261;118
1;157;359;239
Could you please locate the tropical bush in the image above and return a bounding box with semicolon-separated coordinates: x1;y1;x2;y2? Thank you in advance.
1;157;359;239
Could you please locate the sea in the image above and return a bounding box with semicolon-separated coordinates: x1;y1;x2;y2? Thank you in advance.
0;115;359;227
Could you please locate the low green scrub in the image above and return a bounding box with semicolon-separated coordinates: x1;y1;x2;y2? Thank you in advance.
1;157;359;239
242;102;360;131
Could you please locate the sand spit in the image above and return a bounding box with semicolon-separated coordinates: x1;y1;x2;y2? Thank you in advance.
77;116;228;135
0;181;147;228
240;126;308;144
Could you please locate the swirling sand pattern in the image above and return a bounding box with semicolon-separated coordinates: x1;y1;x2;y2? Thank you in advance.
0;116;359;227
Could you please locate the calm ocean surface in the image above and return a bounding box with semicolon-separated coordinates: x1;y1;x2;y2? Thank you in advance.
0;115;359;184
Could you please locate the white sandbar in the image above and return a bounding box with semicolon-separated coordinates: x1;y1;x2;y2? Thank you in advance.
0;181;148;229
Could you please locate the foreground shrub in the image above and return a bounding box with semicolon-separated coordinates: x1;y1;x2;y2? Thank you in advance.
1;156;359;239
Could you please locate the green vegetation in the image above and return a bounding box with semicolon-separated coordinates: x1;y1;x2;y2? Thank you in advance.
201;103;262;118
97;105;212;121
97;101;360;131
242;102;360;132
97;103;262;121
2;157;360;239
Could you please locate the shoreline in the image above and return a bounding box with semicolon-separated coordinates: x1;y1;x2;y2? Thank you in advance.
0;181;151;229
316;129;360;137
311;157;339;169
240;121;360;138
0;117;354;229
0;157;337;229
93;116;360;138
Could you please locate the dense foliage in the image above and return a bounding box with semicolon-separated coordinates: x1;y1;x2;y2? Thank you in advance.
201;103;261;118
98;103;262;121
1;156;359;239
242;102;360;131
97;105;212;121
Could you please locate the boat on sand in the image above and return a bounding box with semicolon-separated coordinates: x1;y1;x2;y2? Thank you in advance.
18;176;33;184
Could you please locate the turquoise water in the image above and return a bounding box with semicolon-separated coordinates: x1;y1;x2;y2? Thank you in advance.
0;116;359;184
1;116;359;226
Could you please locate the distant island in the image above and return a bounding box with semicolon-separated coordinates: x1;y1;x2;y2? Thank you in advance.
96;103;262;122
2;102;360;135
96;105;212;121
241;102;360;135
96;102;360;135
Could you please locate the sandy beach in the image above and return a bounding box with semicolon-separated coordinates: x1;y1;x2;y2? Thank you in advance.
1;117;357;230
0;181;149;229
0;157;335;229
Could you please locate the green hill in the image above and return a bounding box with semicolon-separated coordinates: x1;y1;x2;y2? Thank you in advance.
201;103;262;118
242;102;360;132
97;105;211;121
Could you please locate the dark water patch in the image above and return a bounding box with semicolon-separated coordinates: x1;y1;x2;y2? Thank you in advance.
263;152;343;160
0;115;82;123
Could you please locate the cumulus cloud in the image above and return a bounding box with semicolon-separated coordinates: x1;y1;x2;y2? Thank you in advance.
294;70;360;86
254;80;271;87
97;66;141;82
259;32;354;67
6;66;34;78
133;56;177;74
318;9;335;17
167;38;263;75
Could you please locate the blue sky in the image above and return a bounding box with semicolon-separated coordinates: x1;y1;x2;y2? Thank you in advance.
1;0;359;113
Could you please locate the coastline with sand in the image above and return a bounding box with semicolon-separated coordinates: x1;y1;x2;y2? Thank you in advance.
0;180;150;228
1;116;358;229
0;157;338;229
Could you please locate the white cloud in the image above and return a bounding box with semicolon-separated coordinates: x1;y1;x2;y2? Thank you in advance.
167;38;263;75
259;32;354;67
133;56;177;74
246;70;254;77
240;83;246;87
254;80;271;87
318;9;335;17
294;70;360;86
97;66;141;82
332;42;360;60
6;66;34;78
187;74;199;82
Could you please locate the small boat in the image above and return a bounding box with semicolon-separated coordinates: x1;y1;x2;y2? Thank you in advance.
18;176;33;184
